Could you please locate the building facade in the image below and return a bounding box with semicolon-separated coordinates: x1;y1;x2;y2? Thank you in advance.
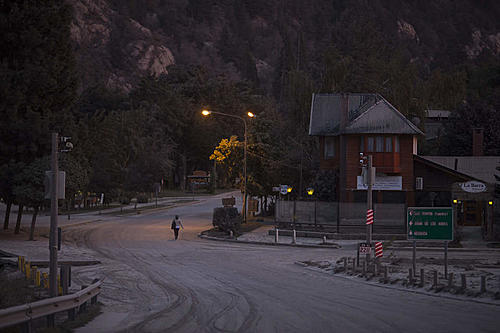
309;93;422;206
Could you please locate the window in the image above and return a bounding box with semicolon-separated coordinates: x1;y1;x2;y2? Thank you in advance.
376;136;384;152
324;137;335;159
395;136;400;152
385;137;392;152
367;137;374;152
360;136;364;152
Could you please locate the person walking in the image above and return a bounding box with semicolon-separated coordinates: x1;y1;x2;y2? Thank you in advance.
171;215;184;240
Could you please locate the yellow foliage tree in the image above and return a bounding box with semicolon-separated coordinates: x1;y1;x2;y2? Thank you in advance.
209;136;240;163
210;136;241;188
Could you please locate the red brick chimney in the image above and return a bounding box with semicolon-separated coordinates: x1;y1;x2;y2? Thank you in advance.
472;128;484;156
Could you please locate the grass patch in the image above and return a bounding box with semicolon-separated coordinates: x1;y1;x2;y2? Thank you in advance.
203;221;264;238
239;221;264;233
101;199;195;216
160;188;236;197
0;268;47;309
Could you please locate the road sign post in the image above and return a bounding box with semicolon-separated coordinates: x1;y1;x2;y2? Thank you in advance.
407;207;453;279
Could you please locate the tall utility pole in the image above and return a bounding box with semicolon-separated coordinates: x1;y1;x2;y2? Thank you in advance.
49;133;59;297
366;155;373;261
243;118;247;222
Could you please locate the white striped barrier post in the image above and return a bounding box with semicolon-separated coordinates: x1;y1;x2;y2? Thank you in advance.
374;242;383;258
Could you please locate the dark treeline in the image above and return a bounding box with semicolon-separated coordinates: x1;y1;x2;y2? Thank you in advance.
0;0;499;237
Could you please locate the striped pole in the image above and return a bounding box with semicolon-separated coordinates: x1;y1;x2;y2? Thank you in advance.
375;242;383;258
366;209;374;225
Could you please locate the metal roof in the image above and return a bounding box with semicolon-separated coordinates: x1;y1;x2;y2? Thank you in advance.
309;93;423;136
420;156;500;184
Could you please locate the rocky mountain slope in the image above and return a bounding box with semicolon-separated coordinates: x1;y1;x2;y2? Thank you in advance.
68;0;500;94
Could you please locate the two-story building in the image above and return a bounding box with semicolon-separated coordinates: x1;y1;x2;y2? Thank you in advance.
309;93;423;206
307;93;498;239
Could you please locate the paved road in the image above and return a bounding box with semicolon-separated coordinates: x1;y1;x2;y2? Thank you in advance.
63;193;499;332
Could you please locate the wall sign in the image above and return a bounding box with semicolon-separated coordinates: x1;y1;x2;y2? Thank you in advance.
357;176;402;190
459;181;486;193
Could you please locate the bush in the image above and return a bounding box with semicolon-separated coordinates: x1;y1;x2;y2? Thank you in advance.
120;197;131;205
212;207;241;233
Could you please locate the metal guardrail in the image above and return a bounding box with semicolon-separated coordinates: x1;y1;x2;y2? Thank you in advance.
0;279;102;329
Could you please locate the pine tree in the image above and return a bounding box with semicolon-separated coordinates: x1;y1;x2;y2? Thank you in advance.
0;0;78;165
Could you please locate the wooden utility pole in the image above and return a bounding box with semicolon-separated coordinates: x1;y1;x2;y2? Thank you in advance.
49;133;59;297
366;155;373;262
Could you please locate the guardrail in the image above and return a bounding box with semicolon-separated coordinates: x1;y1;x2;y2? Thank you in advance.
0;279;102;330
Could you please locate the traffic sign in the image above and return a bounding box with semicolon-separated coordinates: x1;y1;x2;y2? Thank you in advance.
280;185;288;195
407;207;453;241
359;243;372;254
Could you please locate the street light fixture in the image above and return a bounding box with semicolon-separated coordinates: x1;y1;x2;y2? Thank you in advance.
202;109;255;222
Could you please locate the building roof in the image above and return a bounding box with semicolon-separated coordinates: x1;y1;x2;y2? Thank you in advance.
420;156;500;184
425;109;451;119
309;93;423;136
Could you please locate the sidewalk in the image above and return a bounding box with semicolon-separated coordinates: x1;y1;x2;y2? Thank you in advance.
0;196;197;231
204;224;500;252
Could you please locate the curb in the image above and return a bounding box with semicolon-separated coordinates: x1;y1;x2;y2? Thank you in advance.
60;219;105;230
387;246;500;252
198;234;341;249
295;262;500;307
107;199;199;217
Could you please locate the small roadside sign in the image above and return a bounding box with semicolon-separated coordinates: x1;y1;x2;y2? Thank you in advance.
407;207;453;241
359;243;372;254
280;185;288;195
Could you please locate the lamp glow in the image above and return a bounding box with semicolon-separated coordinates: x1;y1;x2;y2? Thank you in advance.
307;188;314;196
287;187;292;193
489;201;493;206
453;199;458;204
201;110;211;116
247;111;255;118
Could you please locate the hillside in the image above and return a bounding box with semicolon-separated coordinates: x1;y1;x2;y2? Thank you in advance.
69;0;500;94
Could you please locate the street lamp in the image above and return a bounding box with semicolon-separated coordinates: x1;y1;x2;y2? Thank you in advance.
202;109;255;222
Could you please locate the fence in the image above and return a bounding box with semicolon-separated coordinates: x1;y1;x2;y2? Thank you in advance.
275;200;406;233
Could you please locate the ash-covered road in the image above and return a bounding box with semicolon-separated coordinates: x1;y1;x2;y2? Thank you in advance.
64;193;499;332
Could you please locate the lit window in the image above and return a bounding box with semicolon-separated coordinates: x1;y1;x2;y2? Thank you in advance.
367;137;374;152
324;137;335;159
376;136;384;152
395;136;400;152
386;137;392;152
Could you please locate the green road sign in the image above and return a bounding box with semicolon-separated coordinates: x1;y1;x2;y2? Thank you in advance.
407;207;453;241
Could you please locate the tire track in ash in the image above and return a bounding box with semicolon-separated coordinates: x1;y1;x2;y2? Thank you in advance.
64;219;260;332
81;221;209;332
208;276;260;332
122;248;199;332
66;221;190;329
115;239;260;332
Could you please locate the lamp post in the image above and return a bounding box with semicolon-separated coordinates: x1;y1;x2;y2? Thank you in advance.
202;109;255;222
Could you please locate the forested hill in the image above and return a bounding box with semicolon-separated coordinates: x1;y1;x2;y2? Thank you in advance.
70;0;500;95
0;0;499;224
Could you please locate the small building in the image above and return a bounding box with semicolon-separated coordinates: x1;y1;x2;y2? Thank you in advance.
423;109;451;141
